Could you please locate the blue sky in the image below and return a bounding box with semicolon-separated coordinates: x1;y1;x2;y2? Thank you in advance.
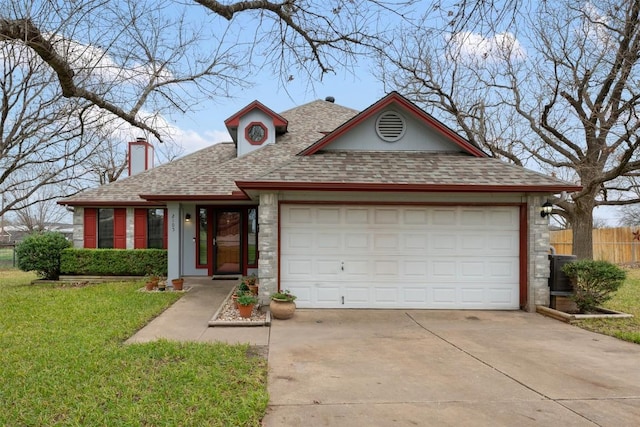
171;64;387;153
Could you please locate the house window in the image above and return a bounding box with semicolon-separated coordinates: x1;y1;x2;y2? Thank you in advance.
197;207;208;266
147;209;165;249
247;207;258;266
98;209;114;248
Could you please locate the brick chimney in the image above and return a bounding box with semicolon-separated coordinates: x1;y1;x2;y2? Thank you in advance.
128;137;154;176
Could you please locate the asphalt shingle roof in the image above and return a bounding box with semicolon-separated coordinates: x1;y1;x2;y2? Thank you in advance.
248;151;573;188
60;97;578;205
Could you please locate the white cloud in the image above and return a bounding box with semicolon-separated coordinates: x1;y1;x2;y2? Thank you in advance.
447;31;526;64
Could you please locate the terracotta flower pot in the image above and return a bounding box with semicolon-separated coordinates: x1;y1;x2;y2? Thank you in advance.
270;299;296;319
237;303;255;318
145;281;156;291
248;284;259;295
171;278;184;291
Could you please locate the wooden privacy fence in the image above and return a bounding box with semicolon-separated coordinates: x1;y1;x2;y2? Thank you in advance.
550;227;640;265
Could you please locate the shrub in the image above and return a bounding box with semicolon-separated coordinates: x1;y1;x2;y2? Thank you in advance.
16;231;72;279
60;248;167;276
562;260;626;313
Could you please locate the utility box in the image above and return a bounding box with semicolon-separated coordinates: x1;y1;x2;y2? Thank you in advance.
548;254;577;309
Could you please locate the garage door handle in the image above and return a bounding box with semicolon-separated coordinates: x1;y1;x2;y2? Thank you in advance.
341;262;344;271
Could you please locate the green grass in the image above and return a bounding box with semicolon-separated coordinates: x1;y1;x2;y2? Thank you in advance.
574;268;640;344
0;269;269;426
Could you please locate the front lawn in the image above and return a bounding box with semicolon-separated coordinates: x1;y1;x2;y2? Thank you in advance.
573;268;640;344
0;270;268;426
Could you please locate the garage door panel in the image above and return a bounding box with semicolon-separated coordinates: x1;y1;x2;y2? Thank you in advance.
432;209;457;225
345;233;369;249
317;233;341;249
281;205;520;310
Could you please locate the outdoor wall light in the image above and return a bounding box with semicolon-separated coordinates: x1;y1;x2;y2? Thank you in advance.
540;201;553;218
185;213;192;222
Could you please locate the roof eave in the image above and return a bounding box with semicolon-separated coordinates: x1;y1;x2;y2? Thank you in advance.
236;181;583;193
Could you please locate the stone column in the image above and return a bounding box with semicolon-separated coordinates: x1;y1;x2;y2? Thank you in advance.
527;195;551;311
72;207;84;249
258;192;279;304
126;208;135;249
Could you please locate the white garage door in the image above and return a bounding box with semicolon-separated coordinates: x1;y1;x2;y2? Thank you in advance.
280;205;520;309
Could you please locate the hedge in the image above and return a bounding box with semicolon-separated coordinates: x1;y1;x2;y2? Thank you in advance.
60;248;168;276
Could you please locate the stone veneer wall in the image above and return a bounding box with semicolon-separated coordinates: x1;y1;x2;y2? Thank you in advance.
257;192;279;304
527;194;551;311
72;207;84;249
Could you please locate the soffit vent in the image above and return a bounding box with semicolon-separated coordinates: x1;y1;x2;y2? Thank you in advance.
376;111;406;142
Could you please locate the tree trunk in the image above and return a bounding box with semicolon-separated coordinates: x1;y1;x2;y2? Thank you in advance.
571;201;594;260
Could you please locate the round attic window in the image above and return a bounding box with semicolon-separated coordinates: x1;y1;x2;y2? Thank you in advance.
376;111;406;142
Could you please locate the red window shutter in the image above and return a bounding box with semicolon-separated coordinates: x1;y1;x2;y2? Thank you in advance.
134;209;147;249
163;208;168;249
84;208;97;248
114;208;127;249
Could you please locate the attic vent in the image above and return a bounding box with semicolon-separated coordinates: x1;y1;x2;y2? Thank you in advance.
376;111;406;142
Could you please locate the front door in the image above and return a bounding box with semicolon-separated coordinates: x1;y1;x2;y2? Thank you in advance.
213;210;242;275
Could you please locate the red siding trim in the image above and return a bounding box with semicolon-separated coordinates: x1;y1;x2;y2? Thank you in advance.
236;181;583;194
59;201;164;207
519;204;529;309
84;208;97;248
134;209;147;249
114;208;127;249
140;193;249;201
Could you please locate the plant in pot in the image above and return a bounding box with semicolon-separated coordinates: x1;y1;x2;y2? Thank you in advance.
242;274;259;295
232;282;250;308
236;293;258;318
144;274;159;291
171;277;185;291
270;289;297;320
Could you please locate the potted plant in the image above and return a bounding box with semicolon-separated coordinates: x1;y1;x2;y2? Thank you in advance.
236;293;258;318
231;288;248;308
171;277;184;291
144;271;160;291
242;274;259;295
270;289;297;319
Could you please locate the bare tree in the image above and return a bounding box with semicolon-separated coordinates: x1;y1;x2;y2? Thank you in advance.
380;0;640;259
12;188;70;232
1;0;413;219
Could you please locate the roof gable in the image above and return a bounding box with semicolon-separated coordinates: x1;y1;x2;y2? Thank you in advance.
299;92;487;157
224;100;288;143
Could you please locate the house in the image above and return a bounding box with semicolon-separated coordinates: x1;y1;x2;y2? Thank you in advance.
59;92;581;311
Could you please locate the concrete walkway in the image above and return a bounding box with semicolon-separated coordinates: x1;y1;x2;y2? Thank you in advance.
126;278;270;346
127;282;640;426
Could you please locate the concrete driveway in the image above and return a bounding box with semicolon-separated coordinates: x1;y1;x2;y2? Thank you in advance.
264;310;640;426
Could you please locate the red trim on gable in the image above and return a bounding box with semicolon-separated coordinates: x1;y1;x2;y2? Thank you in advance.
114;208;127;249
236;180;583;194
84;208;97;248
134;208;147;249
299;92;487;158
224;100;288;128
